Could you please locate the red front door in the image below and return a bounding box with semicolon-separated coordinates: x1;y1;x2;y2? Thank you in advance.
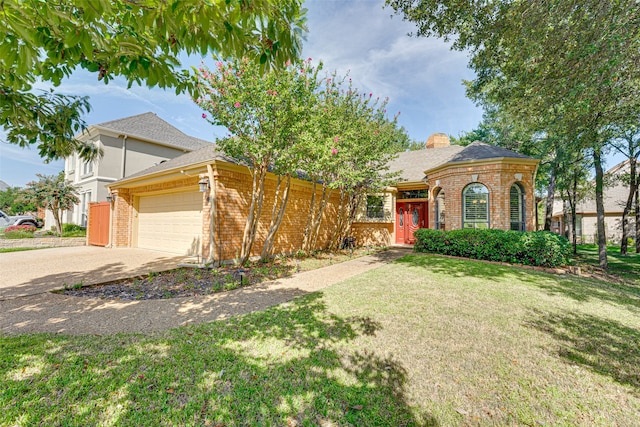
395;205;406;243
396;202;427;244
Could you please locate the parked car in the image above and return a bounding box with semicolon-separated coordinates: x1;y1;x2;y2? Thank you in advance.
0;209;42;229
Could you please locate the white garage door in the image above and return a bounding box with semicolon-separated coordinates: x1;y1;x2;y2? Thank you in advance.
137;191;203;255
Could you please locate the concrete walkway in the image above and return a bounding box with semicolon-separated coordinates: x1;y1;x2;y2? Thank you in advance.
0;247;410;335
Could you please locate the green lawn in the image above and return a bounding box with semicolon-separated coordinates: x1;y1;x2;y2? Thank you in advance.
0;247;50;253
576;244;640;284
1;254;639;425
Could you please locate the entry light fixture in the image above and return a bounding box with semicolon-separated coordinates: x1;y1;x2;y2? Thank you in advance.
199;176;210;193
106;192;114;203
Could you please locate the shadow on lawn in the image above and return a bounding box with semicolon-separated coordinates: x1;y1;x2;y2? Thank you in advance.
527;310;640;393
1;293;437;426
397;253;640;311
395;253;543;284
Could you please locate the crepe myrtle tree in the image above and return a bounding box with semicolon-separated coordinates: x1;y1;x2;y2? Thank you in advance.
20;172;80;236
298;73;405;251
324;90;404;250
195;57;321;263
0;0;306;163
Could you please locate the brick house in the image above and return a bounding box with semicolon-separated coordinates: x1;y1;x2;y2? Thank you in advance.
106;131;539;262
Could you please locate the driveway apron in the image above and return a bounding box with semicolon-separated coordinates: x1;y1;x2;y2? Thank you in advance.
0;246;185;299
0;247;411;335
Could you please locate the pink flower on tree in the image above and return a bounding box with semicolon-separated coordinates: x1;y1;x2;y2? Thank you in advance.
202;113;207;119
333;136;340;143
234;102;241;108
331;148;338;155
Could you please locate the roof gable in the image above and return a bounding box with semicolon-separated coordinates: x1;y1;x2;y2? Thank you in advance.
93;112;211;151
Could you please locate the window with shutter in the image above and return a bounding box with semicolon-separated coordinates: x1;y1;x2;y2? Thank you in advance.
510;184;525;231
463;183;489;229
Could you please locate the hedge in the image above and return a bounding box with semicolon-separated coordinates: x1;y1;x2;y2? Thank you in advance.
413;228;571;268
3;224;36;239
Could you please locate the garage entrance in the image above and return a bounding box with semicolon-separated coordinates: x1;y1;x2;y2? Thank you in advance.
136;191;203;256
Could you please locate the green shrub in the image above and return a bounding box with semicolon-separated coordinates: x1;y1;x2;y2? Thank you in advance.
3;224;36;239
62;223;85;233
61;223;86;237
414;228;571;268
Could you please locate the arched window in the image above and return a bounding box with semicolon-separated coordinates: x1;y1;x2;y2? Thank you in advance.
463;183;489;229
435;189;445;230
510;183;525;231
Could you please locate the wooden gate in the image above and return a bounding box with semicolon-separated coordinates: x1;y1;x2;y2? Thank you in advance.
88;202;110;246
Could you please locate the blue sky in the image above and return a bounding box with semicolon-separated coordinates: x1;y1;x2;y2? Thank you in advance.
0;0;623;188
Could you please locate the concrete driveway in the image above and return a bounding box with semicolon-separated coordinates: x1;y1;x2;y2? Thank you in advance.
0;247;411;335
0;246;185;300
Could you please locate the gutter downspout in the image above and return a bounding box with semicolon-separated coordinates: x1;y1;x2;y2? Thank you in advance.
120;135;128;178
206;163;217;265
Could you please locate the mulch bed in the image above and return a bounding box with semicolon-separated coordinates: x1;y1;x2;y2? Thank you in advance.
62;264;295;300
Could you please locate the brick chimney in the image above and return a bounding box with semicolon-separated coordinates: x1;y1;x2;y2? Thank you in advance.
426;133;451;149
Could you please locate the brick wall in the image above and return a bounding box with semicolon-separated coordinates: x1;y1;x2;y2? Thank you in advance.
350;222;393;246
212;165;340;261
428;161;538;231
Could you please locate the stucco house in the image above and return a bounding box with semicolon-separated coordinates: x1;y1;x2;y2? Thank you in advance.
551;159;638;243
105;131;539;262
46;112;210;228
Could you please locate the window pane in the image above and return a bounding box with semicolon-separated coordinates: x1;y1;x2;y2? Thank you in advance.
463;183;489;228
366;195;384;219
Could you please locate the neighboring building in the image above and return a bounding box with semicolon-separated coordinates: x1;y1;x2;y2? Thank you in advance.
106;133;540;261
551;159;638;243
0;180;9;191
46;112;211;228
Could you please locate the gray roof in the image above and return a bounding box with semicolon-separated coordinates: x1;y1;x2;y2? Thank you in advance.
115;144;237;183
0;180;9;191
388;145;465;182
94;112;212;151
575;160;637;214
388;141;535;182
448;141;534;163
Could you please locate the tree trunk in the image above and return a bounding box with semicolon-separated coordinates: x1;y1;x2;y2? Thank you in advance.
307;185;331;251
635;171;640;254
593;147;608;269
50;202;62;236
620;159;637;255
260;174;291;260
544;165;557;231
301;181;318;252
569;169;578;255
239;164;267;265
328;189;349;250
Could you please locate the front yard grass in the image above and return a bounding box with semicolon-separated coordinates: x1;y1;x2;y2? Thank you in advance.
575;243;640;284
1;253;639;425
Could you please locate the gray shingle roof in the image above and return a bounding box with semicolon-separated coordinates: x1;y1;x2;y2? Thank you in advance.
575;160;637;214
95;112;211;151
378;141;537;183
448;141;534;163
388;145;465;182
115;144;237;183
